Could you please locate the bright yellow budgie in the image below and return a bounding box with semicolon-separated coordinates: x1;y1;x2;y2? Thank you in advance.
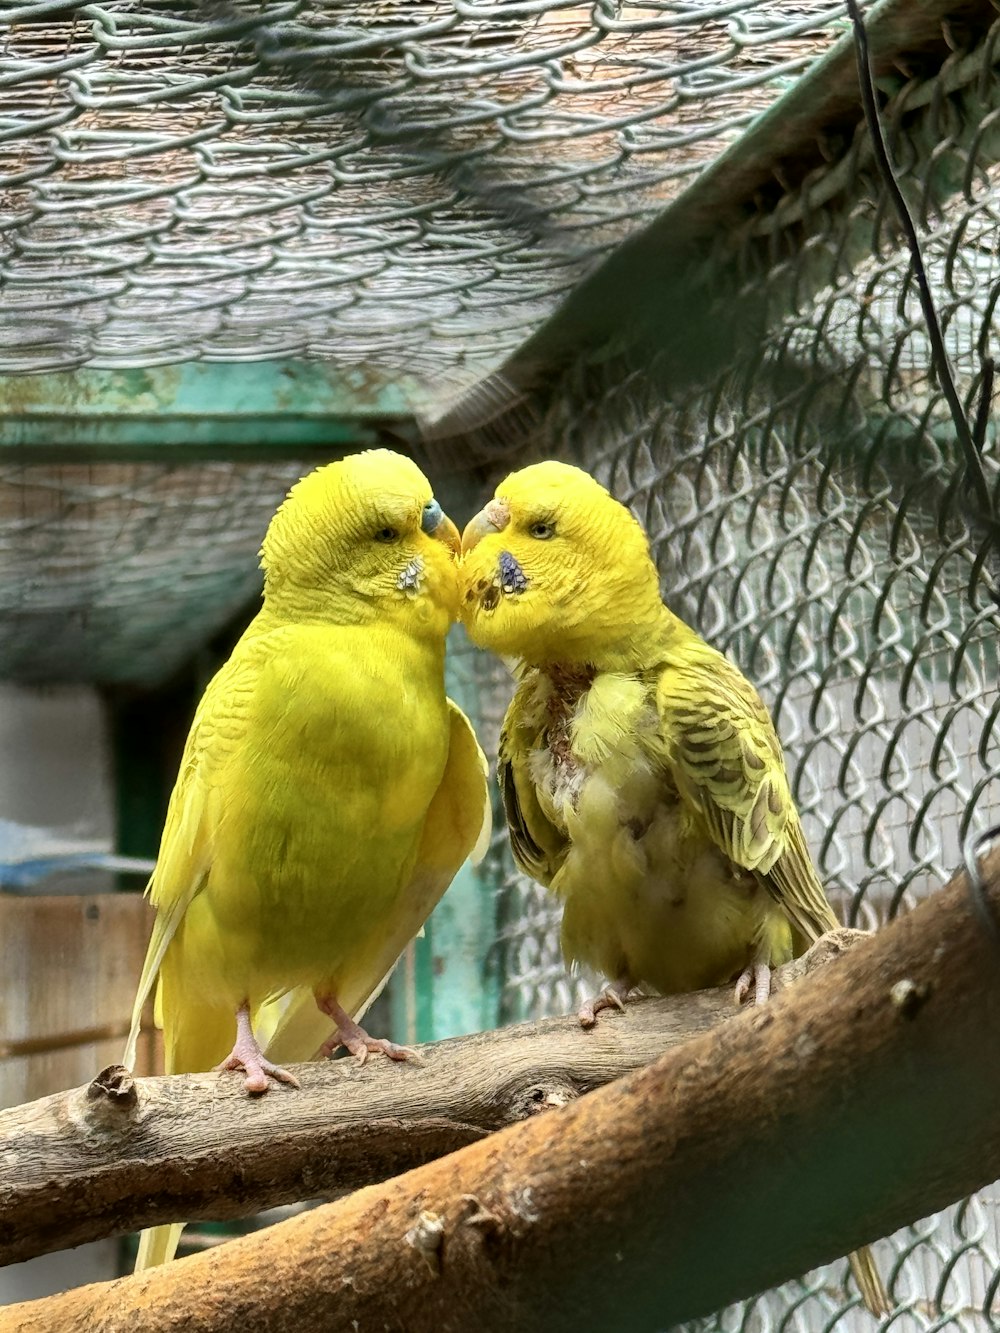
460;459;889;1318
124;449;489;1272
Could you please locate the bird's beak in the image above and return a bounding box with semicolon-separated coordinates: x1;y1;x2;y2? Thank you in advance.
462;499;510;553
430;512;462;555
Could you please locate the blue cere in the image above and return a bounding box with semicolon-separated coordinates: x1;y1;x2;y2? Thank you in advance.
499;550;529;594
421;498;444;533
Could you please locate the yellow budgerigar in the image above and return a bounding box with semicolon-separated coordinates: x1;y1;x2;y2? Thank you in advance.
460;459;889;1317
124;449;489;1271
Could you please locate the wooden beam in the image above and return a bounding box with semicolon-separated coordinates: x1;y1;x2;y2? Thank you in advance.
3;850;1000;1332
0;894;157;1111
0;935;855;1266
0;362;414;457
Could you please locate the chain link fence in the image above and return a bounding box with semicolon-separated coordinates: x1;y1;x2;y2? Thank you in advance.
1;0;855;381
487;341;1000;1327
482;12;1000;1323
3;0;1000;1327
0;461;306;681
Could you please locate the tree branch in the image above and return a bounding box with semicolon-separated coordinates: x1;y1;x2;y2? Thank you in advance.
4;849;1000;1333
0;937;853;1267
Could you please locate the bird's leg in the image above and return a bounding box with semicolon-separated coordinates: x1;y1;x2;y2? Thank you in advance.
315;994;420;1065
734;956;772;1007
578;976;634;1029
214;1003;301;1095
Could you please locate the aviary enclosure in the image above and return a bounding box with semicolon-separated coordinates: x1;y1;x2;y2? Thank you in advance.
1;0;999;1328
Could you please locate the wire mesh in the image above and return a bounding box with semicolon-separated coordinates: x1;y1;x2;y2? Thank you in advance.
483;36;1000;1324
488;362;1000;1328
2;0;1000;1327
0;0;857;382
0;461;306;682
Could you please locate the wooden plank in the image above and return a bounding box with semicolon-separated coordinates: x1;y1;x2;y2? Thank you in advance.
5;855;1000;1332
0;894;157;1109
0;361;414;456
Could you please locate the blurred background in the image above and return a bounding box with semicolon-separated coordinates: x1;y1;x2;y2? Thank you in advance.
2;0;999;1326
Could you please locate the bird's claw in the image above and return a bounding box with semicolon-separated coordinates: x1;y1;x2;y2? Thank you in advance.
214;1049;300;1094
340;1033;421;1066
734;961;772;1007
578;979;632;1028
215;1004;301;1094
316;995;424;1065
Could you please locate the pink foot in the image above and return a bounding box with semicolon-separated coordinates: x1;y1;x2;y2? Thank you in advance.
578;977;633;1029
214;1004;301;1095
316;995;422;1066
734;961;772;1007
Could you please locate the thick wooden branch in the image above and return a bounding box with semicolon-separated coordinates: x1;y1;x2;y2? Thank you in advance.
5;850;1000;1333
0;938;849;1267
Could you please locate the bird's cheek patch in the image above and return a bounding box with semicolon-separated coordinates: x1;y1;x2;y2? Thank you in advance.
468;550;528;613
396;557;424;595
498;551;529;596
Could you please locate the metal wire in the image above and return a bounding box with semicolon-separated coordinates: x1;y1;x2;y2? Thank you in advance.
0;461;307;683
2;1;1000;1327
962;823;1000;948
0;1;858;383
478;28;1000;1322
845;0;997;577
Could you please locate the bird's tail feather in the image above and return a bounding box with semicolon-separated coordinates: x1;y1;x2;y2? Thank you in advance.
134;1223;186;1273
161;989;238;1078
850;1244;891;1317
133;963;237;1274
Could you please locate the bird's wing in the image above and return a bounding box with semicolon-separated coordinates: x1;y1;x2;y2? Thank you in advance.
262;697;490;1063
497;695;568;888
122;646;262;1070
656;661;839;944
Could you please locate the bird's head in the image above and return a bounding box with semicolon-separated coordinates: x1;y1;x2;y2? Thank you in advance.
460;461;664;667
261;449;461;633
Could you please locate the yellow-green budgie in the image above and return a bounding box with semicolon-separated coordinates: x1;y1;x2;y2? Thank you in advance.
460;459;889;1317
124;449;489;1272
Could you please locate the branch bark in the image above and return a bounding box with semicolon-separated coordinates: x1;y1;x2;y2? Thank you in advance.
4;849;1000;1333
0;937;849;1267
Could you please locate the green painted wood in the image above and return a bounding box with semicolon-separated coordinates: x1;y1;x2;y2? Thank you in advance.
391;630;501;1045
0;361;416;453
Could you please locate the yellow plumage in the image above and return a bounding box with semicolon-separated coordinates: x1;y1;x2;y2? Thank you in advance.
460;459;888;1317
125;449;489;1271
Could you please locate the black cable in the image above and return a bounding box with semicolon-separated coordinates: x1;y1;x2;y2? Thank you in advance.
845;0;999;571
849;1;1000;948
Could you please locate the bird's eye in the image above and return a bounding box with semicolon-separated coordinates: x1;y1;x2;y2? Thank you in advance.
374;526;400;543
529;521;555;540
